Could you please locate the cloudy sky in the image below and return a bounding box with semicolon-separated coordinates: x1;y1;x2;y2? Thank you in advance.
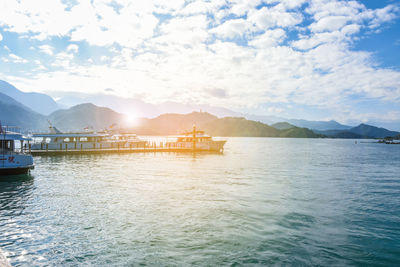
0;0;399;128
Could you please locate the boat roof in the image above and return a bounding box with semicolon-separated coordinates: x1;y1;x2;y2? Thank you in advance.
112;133;137;137
0;131;31;141
33;133;109;138
176;133;211;138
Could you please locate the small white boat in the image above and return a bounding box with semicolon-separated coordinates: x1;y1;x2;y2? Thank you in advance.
0;126;34;175
166;126;226;152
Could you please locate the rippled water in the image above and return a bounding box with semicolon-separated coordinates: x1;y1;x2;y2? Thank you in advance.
0;138;399;266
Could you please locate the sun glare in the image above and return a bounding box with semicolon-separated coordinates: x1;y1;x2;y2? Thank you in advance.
124;113;138;127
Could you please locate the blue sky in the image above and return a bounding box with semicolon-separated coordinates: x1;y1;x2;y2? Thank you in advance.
0;0;399;129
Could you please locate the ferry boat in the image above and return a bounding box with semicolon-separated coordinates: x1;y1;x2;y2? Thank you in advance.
0;126;34;175
166;126;226;152
31;123;147;151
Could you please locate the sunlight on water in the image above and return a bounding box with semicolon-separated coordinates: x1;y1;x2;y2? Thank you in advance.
0;138;399;266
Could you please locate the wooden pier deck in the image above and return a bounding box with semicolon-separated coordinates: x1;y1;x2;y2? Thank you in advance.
30;147;222;156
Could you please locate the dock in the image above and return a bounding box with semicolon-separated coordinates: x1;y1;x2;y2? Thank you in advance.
30;147;222;156
28;126;226;156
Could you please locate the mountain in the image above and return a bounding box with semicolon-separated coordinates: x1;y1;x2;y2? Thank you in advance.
349;124;399;138
48;103;124;132
243;114;286;125
201;117;280;137
56;93;240;118
287;119;352;131
330;132;364;139
120;113;323;138
132;112;218;135
0;80;59;115
0;92;47;130
316;123;399;138
279;127;325;138
243;115;353;131
271;122;295;130
1;88;395;138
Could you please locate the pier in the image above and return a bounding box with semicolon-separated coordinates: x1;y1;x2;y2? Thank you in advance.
29;146;222;156
28;126;226;155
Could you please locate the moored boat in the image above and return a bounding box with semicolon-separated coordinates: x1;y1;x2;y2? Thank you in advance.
0;126;34;175
31;123;148;151
166;126;226;152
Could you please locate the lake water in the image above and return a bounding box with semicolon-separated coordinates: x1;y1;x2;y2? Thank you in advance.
0;138;399;266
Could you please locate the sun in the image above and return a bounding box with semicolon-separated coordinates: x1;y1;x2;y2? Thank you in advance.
124;112;138;126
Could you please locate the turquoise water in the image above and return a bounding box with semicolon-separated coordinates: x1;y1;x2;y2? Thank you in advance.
0;138;399;266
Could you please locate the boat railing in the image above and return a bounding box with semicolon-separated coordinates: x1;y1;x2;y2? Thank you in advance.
0;149;28;155
1;126;22;134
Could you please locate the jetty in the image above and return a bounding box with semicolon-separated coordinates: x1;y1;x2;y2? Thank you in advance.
29;147;215;156
29;126;226;156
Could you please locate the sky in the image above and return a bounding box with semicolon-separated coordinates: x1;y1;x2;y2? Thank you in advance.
0;0;399;128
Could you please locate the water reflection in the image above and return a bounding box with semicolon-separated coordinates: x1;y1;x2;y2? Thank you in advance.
0;174;35;215
1;138;399;266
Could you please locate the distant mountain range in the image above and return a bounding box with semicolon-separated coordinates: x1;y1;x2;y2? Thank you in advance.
125;113;324;138
0;80;398;138
287;119;352;131
315;124;400;139
0;92;47;130
0;80;60;115
0;97;324;138
48;103;124;132
271;122;295;130
56;92;240;118
245;115;352;131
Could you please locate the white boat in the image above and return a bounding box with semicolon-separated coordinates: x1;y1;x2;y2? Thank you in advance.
31;124;147;151
166;126;226;152
108;133;147;148
0;126;34;175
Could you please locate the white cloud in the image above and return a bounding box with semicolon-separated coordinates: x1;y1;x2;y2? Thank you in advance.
157;15;210;46
267;107;284;113
180;0;226;16
0;0;399;123
309;15;349;32
249;29;286;48
367;4;400;29
211;19;252;39
248;5;303;30
0;33;2;42
66;44;79;53
39;45;54;55
9;54;28;64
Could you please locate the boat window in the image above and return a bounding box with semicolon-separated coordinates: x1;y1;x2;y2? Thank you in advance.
0;140;14;151
33;137;43;143
14;141;21;150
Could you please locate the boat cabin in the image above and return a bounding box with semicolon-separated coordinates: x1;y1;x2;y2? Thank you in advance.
0;131;31;154
177;131;213;143
0;129;34;175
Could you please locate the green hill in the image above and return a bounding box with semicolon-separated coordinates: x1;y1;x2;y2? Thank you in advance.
201;117;280;137
123;113;324;138
279;127;325;138
0;94;328;138
271;122;295;130
48;103;124;131
134;112;218;135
